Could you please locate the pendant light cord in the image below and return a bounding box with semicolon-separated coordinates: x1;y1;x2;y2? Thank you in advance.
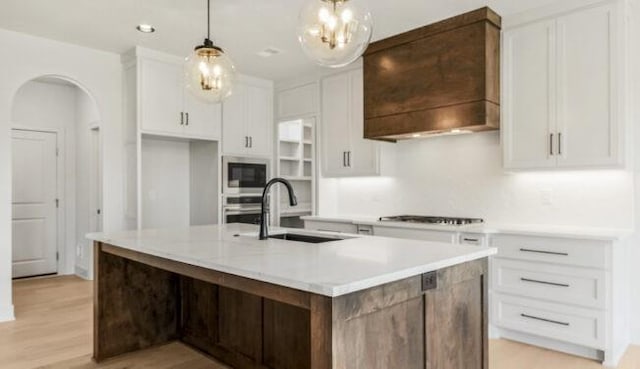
207;0;211;40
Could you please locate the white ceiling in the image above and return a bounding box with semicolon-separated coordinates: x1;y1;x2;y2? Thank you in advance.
0;0;562;81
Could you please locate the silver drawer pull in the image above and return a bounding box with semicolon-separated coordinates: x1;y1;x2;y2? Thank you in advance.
519;248;569;256
521;313;570;326
463;238;479;242
520;278;569;288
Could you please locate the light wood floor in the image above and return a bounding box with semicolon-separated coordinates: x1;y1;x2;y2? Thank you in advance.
0;276;638;369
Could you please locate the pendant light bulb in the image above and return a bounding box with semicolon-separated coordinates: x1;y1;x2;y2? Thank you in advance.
185;0;236;103
297;0;373;68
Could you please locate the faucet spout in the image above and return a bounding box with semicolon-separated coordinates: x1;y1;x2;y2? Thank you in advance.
259;178;297;240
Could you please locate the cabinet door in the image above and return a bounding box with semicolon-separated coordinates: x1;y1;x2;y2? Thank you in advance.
139;58;184;135
222;84;248;156
246;85;273;157
503;20;557;169
321;73;351;177
556;4;621;167
184;92;222;140
277;83;318;118
347;69;379;176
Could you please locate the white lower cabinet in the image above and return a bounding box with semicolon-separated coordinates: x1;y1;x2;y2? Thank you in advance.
490;234;627;366
303;220;357;234
372;226;457;243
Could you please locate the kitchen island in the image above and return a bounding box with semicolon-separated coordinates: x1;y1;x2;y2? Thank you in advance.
88;224;496;369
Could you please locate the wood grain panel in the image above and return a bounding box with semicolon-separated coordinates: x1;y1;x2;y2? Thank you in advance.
263;300;311;369
93;242;179;362
363;7;501;140
424;259;488;369
216;287;263;362
101;243;310;309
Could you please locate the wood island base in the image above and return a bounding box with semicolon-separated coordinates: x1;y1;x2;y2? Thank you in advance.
94;242;488;369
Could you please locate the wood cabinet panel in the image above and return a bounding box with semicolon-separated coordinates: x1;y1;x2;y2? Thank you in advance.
263;300;311;369
363;8;501;140
217;287;263;361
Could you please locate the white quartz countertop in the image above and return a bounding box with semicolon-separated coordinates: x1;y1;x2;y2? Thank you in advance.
301;215;633;241
87;224;495;297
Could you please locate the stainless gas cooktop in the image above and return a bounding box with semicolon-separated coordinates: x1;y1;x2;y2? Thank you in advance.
378;215;484;226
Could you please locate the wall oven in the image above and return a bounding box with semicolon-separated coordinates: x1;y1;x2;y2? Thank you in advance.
222;194;263;225
222;156;270;195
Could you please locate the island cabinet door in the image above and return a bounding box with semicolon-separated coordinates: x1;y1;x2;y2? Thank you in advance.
330;258;488;369
423;259;488;369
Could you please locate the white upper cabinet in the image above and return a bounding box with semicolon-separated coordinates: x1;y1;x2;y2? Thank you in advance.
321;68;380;177
139;58;184;135
277;83;318;118
503;1;624;170
135;49;222;141
222;78;273;158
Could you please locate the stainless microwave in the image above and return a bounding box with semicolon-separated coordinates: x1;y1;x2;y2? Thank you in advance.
222;156;270;194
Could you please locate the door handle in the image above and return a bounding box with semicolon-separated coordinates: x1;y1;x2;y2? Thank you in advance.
558;133;562;155
245;136;249;148
343;151;347;167
519;248;569;256
249;136;253;148
180;112;184;125
347;151;352;167
549;133;554;155
185;112;189;126
520;277;569;288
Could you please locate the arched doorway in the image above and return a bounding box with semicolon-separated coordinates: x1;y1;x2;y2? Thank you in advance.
10;75;102;280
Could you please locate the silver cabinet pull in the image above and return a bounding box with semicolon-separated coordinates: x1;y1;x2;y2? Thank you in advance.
180;112;184;125
521;313;570;326
520;278;569;288
249;136;253;148
343;151;347;167
245;136;249;148
463;238;479;242
185;112;189;126
549;133;554;155
558;132;562;155
519;248;568;256
347;151;352;167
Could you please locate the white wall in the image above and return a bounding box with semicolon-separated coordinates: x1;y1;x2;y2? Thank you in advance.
74;89;100;278
320;131;635;228
0;28;123;322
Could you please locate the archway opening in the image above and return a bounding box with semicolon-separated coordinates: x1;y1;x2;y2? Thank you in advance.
10;75;102;280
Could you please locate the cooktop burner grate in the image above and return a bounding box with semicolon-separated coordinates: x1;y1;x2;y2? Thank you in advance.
378;215;484;225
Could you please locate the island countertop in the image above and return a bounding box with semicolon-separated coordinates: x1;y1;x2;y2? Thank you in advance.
87;223;496;297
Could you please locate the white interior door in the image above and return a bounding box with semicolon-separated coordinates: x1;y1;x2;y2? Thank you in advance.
11;129;58;278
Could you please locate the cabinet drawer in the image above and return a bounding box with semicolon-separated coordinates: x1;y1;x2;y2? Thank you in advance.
304;220;357;234
493;293;605;349
492;259;606;309
373;227;456;243
490;235;608;269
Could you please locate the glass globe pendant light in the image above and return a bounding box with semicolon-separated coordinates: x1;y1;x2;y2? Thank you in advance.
297;0;373;68
185;0;236;103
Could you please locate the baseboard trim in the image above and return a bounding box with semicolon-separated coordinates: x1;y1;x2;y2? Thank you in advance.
0;304;15;322
74;266;90;280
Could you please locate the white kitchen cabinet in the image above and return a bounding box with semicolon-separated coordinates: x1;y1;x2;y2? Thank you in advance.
321;68;380;177
489;232;627;366
136;50;222;141
277;83;318;119
304;219;358;234
222;78;273;158
503;1;624;170
373;226;457;243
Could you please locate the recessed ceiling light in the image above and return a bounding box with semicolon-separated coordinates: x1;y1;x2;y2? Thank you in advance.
136;24;156;33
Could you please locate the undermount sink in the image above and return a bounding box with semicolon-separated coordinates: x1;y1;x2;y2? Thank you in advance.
268;232;344;243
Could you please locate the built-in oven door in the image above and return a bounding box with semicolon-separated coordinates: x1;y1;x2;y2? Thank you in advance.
223;157;269;194
222;194;263;225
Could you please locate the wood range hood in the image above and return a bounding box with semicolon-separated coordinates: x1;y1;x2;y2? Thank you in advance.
363;7;501;142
